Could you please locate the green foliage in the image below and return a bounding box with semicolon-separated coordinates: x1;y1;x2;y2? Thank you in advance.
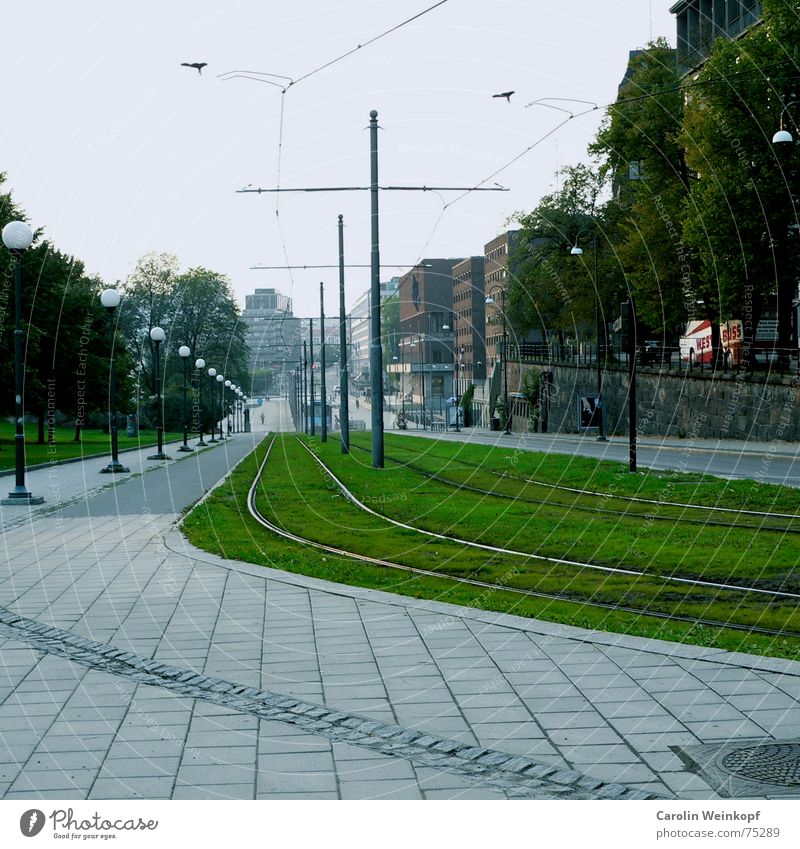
510;12;800;359
381;293;400;365
510;165;622;344
1;175;134;435
118;255;250;406
680;1;800;351
183;435;800;659
590;39;690;336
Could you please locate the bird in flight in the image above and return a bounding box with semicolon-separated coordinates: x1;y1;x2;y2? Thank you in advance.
493;91;514;103
181;62;208;75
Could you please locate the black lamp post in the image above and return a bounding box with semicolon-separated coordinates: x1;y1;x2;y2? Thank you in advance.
99;288;130;474
1;221;44;505
400;340;406;417
571;238;606;441
147;326;170;460
485;287;511;435
410;337;419;427
216;374;225;439
207;367;219;443
177;345;193;452
225;380;233;435
195;358;207;445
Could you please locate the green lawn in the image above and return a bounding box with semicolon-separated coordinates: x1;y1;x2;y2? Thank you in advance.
182;434;800;660
372;432;800;514
0;422;185;471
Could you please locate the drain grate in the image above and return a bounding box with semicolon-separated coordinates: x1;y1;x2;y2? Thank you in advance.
718;743;800;786
675;740;800;799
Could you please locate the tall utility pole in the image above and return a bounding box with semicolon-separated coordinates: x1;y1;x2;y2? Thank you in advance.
309;319;315;437
302;340;309;434
338;214;350;454
238;109;507;466
369;110;383;468
320;281;327;443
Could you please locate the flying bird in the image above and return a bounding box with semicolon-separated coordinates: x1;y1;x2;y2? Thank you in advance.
493;91;514;103
181;62;208;75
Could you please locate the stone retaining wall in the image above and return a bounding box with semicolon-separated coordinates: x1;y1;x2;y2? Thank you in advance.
506;362;800;442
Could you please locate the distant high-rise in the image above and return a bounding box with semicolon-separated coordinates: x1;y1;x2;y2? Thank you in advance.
349;277;400;386
242;288;300;393
484;231;519;370
452;257;486;394
397;259;461;416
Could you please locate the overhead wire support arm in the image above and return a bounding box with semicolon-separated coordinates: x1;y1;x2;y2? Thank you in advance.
249;264;435;270
236;185;509;194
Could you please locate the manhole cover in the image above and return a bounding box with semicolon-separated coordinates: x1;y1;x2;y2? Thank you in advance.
674;739;800;799
718;744;800;786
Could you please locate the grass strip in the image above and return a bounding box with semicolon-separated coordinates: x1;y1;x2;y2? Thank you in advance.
0;423;185;471
318;436;800;595
371;431;800;514
181;436;800;659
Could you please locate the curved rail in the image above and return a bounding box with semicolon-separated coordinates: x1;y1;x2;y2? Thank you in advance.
245;436;800;640
297;439;800;601
345;439;800;534
383;434;800;522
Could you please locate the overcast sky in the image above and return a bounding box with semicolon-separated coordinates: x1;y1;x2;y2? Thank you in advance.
0;1;675;317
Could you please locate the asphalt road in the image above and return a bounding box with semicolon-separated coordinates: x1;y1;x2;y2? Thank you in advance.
392;429;800;488
57;435;265;517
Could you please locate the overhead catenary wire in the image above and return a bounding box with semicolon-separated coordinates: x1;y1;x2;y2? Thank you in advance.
217;0;452;300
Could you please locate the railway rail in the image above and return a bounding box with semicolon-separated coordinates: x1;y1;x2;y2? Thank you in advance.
345;438;800;535
244;436;800;640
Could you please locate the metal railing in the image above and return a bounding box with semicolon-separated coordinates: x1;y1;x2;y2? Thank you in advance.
507;342;800;378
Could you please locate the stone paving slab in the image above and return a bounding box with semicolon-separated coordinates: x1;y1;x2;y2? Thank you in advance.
2;511;799;799
1;413;799;799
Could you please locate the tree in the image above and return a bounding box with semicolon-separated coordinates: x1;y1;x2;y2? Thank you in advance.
19;243;132;443
117;252;179;396
680;1;800;364
0;178;133;442
118;256;250;427
510;165;618;345
590;39;691;338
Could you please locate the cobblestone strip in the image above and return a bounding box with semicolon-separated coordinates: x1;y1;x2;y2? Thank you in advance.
0;606;666;800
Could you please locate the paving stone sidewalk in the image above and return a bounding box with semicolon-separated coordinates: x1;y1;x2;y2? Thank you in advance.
1;401;799;800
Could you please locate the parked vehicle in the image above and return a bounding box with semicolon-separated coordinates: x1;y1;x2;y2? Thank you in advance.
679;320;743;366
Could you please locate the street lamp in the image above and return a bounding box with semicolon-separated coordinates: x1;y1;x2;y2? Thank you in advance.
99;288;130;474
772;100;799;144
570;239;607;441
206;367;219;442
147;326;170;460
1;221;44;505
399;341;406;417
177;345;193;452
410;336;423;428
216;373;225;439
485;288;511;435
195;358;207;445
224;379;232;436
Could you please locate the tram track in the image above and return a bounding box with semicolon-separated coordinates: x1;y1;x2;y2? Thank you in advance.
382;433;800;523
344;438;800;535
244;436;800;640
